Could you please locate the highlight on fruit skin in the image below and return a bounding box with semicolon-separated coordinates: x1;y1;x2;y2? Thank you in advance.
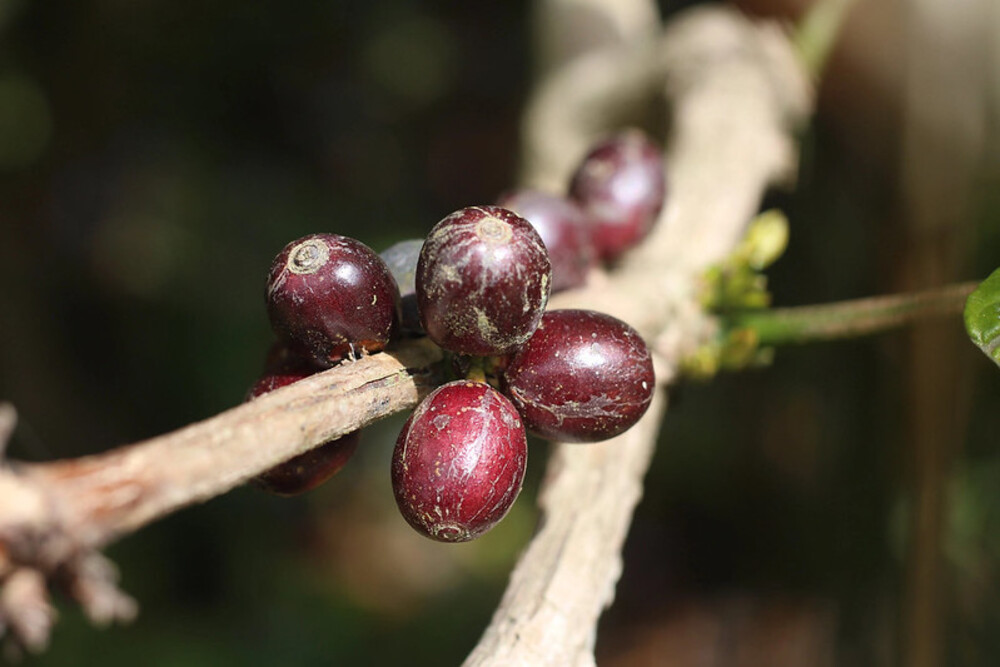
266;233;401;365
416;205;552;357
391;380;528;543
502;309;655;443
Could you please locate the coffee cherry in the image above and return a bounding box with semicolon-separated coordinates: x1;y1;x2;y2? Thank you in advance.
392;380;527;542
496;189;595;293
252;341;321;394
247;348;359;496
502;309;654;443
253;431;360;496
246;343;323;399
417;206;551;356
266;233;400;365
379;239;424;335
568;129;665;262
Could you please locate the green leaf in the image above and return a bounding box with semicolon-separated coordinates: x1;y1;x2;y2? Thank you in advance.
964;267;1000;367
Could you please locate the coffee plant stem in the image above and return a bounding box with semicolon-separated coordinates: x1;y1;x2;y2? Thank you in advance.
794;0;860;79
729;281;977;346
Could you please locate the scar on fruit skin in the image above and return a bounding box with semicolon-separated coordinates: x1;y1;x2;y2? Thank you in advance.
475;216;513;245
287;238;330;275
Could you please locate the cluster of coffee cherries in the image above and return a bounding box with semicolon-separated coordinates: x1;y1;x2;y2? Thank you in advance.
247;129;666;542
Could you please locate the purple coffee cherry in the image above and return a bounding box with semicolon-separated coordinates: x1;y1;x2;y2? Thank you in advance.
503;309;654;442
496;189;595;292
416;206;551;356
392;380;527;542
266;233;400;364
569;129;666;262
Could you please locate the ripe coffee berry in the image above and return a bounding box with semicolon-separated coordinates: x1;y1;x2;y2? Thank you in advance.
392;380;527;542
569;129;666;262
246;351;359;496
379;239;424;335
503;309;654;443
266;233;400;365
417;206;551;356
253;432;360;496
496;189;595;293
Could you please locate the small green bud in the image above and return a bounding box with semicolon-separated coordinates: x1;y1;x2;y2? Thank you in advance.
741;209;789;271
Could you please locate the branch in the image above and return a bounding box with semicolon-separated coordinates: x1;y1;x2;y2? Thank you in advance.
466;7;811;666
0;339;441;561
530;0;660;76
0;339;441;650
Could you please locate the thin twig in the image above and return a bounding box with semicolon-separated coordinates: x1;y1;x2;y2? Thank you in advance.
0;404;16;459
728;281;976;346
794;0;859;78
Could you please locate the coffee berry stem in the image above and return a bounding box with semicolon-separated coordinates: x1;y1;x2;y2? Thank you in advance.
465;358;489;384
794;0;860;79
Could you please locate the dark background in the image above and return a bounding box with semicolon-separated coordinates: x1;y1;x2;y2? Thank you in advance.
0;1;997;664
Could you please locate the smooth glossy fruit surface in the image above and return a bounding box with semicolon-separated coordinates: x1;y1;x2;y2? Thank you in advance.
379;238;424;335
417;206;551;356
503;309;654;442
266;233;400;364
496;189;595;292
247;350;359;496
392;380;527;542
568;130;665;262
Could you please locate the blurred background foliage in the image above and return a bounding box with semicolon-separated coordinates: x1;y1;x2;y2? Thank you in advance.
0;0;998;665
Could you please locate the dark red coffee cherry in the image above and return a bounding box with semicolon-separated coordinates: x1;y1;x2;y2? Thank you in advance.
568;129;666;262
417;206;551;356
252;432;360;496
379;239;424;335
502;309;654;443
266;233;400;364
496;189;595;293
392;380;527;542
252;341;322;394
246;348;359;496
246;344;323;399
